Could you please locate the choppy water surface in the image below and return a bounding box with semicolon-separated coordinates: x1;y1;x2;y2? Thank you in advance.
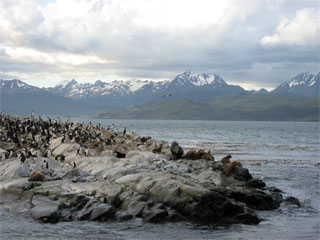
1;120;319;240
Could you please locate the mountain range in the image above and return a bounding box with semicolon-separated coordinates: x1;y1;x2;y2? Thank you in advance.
47;71;319;107
47;71;247;107
1;72;319;121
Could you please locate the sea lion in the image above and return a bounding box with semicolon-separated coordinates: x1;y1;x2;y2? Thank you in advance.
226;161;242;176
152;143;163;153
186;149;214;161
28;171;45;182
170;141;184;160
221;154;232;163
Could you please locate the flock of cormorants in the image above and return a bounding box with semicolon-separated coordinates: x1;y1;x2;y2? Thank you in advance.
0;113;125;164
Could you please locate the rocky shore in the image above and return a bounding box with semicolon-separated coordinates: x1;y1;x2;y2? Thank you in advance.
0;114;297;225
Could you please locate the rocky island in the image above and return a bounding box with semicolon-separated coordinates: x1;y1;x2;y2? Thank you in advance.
0;114;293;225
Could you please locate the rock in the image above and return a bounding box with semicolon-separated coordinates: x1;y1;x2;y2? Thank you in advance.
170;141;183;160
50;137;63;151
88;203;117;221
142;208;168;223
60;169;83;180
127;201;146;216
270;191;283;205
233;213;260;225
266;186;283;193
52;143;79;158
215;186;281;211
31;197;61;223
21;182;41;191
29;171;45;182
0;114;291;226
115;211;133;221
115;171;259;224
284;196;300;206
247;179;266;189
69;195;90;209
233;166;252;181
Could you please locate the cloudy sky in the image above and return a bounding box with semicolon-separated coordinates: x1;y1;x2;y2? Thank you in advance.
0;0;319;90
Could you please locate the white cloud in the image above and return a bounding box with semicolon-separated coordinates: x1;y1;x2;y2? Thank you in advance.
0;0;318;89
261;8;320;46
4;46;109;66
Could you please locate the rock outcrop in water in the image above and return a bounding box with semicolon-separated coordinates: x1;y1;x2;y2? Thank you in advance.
0;114;284;225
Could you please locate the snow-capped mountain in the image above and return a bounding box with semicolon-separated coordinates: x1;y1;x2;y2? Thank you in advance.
1;72;318;117
0;79;45;94
50;79;153;99
0;79;94;116
169;71;227;87
272;72;319;97
47;71;245;106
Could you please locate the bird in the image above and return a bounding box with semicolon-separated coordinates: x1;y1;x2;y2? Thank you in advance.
42;160;49;169
55;154;65;163
20;151;26;163
163;93;172;97
5;150;13;159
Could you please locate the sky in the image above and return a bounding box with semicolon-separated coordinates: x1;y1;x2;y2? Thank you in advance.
0;0;319;90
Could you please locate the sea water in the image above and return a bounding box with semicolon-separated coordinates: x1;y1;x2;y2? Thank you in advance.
0;120;319;240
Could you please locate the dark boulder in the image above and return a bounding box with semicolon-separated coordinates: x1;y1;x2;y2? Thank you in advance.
247;179;266;189
115;211;133;221
77;200;117;221
284;196;300;206
215;187;281;211
88;203;117;221
142;208;168;223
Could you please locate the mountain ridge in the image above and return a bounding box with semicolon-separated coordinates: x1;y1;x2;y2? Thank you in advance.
48;71;319;103
1;72;319;120
46;71;248;107
272;72;319;97
0;79;97;116
98;94;319;121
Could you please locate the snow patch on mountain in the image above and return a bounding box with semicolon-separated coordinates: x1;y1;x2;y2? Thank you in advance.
173;71;226;87
55;79;77;88
273;72;319;97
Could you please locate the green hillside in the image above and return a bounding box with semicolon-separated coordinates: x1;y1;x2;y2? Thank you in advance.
97;93;320;121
